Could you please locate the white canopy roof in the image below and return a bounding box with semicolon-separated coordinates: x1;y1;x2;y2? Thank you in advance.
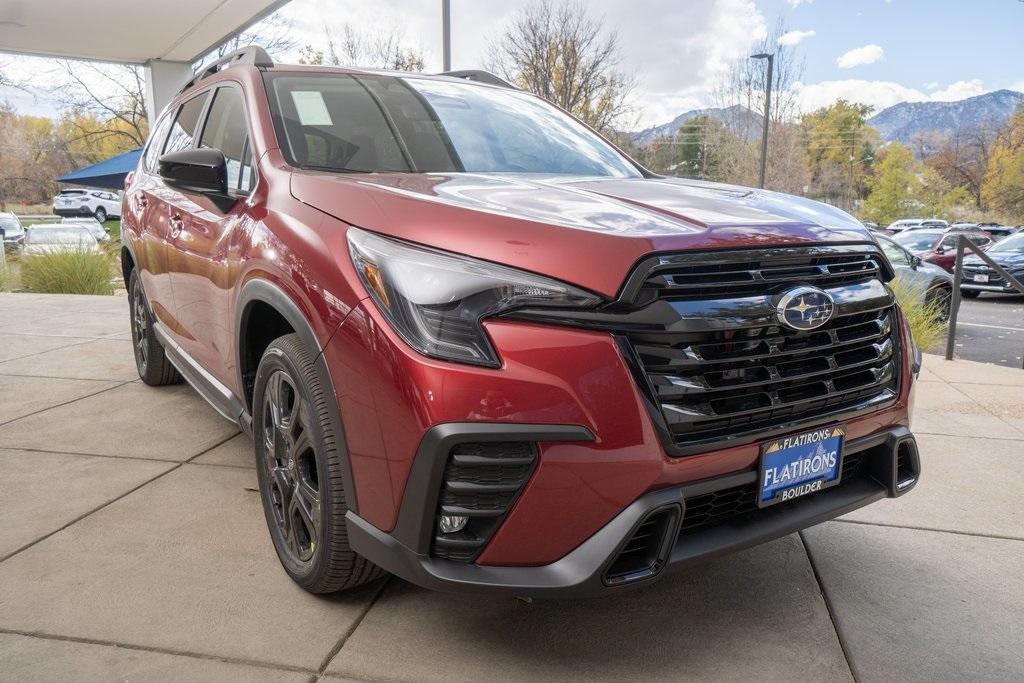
0;0;288;64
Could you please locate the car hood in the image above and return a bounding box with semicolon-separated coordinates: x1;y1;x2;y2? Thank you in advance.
964;252;1024;268
290;171;873;297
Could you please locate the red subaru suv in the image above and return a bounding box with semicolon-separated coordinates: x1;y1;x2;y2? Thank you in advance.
122;48;921;597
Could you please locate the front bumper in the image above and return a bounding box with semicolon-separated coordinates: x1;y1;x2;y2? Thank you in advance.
346;424;919;598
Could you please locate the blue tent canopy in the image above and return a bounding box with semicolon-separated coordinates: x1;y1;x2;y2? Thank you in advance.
57;148;143;190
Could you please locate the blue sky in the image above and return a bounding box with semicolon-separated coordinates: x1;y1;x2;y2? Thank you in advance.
761;0;1024;104
2;0;1022;126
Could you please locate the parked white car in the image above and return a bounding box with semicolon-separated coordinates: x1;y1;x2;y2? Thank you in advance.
886;218;948;232
23;224;101;255
61;216;111;242
52;189;121;222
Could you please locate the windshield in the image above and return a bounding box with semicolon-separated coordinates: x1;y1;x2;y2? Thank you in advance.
264;72;641;178
894;231;940;251
991;233;1024;253
26;228;94;245
0;217;20;230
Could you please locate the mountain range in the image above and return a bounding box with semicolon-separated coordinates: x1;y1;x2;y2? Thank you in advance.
632;89;1024;147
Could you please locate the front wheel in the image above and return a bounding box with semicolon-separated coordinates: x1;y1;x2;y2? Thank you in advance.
929;287;952;323
253;333;384;593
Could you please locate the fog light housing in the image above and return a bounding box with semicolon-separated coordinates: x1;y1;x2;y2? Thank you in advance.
438;515;468;534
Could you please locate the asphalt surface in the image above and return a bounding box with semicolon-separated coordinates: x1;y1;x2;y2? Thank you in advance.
952;292;1024;368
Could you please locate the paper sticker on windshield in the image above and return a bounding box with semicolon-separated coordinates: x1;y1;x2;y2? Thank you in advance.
291;91;333;126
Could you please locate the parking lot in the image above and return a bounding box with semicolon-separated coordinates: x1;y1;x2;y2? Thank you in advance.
955;294;1024;368
1;292;1023;682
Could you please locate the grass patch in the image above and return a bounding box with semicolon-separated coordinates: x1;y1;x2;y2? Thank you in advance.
891;279;948;353
20;248;116;296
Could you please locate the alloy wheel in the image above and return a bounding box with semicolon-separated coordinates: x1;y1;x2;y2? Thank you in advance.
261;369;321;564
131;290;149;371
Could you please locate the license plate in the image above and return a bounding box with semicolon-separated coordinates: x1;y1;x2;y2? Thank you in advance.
973;274;989;283
758;426;845;507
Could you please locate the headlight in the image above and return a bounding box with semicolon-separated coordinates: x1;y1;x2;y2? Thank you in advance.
347;227;602;367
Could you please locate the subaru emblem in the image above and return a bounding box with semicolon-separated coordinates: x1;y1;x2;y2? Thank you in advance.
776;286;836;331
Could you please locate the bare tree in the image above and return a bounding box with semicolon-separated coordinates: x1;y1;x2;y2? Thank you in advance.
708;20;808;192
486;0;635;133
197;11;298;68
300;24;425;72
49;62;149;149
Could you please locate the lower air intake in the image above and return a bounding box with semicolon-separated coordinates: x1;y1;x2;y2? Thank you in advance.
431;442;537;563
603;507;680;586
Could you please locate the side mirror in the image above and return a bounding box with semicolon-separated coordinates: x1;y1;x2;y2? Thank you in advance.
910;255;922;268
159;148;236;211
934;246;945;255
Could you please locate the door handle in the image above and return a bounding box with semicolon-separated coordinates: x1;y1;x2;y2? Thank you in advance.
169;214;184;237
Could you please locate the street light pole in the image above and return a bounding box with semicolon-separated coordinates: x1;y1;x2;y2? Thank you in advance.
751;52;774;189
442;0;451;71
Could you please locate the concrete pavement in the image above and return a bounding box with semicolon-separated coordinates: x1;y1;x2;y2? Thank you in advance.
1;292;1022;682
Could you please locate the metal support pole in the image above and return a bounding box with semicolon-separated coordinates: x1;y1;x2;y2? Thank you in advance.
945;236;966;361
751;53;774;189
442;0;451;72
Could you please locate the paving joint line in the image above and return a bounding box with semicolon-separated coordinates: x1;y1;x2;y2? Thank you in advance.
833;518;1024;542
914;430;1024;442
315;577;391;679
943;381;1024;439
0;338;106;364
0;432;240;565
0;379;133;429
0;627;316;676
0;371;136;382
799;531;860;683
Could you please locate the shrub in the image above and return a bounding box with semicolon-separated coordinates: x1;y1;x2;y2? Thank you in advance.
20;248;115;295
890;279;947;353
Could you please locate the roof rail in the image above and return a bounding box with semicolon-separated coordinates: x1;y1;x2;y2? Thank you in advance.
437;70;516;89
179;46;274;94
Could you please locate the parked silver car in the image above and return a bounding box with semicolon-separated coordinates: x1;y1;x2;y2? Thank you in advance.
1;212;26;250
877;234;954;319
23;224;101;255
61;216;111;242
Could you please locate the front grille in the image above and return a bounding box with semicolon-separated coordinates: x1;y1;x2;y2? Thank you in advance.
962;265;1007;287
618;247;899;453
431;442;537;562
680;451;865;536
639;251;883;301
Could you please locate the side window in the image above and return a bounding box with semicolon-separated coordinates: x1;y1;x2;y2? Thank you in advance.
199;87;255;192
879;239;910;266
163;94;208;155
143;110;176;173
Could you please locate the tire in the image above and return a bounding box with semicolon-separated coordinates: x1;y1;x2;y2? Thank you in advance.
928;287;952;322
253;333;384;593
128;270;182;386
94;207;107;223
960;289;981;299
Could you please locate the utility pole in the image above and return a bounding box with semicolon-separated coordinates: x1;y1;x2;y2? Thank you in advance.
442;0;451;71
751;52;774;189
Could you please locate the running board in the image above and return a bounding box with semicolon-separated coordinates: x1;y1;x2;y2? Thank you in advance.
152;322;246;427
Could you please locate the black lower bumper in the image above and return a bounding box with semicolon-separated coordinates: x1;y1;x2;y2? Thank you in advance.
346;425;919;598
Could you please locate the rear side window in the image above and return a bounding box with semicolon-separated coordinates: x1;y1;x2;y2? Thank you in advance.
143;110;175;173
199;87;255;192
163;94;208;155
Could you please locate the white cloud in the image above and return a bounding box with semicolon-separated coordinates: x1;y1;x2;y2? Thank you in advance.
787;0;814;7
837;44;884;69
778;29;816;46
929;79;985;101
791;78;994;115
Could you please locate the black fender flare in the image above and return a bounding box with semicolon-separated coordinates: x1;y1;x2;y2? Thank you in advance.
236;278;360;514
